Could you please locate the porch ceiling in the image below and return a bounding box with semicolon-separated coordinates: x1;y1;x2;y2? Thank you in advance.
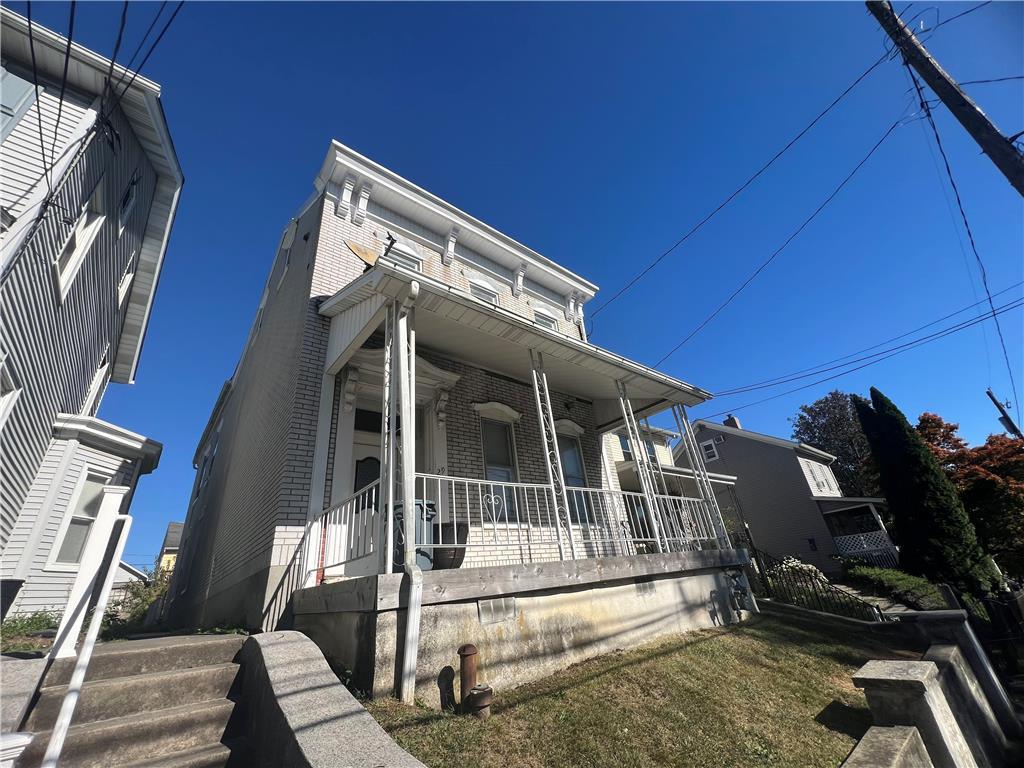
320;265;713;419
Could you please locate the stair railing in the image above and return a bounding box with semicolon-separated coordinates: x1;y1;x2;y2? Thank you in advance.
38;493;133;767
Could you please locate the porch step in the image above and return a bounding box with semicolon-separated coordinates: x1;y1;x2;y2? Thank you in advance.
26;662;239;731
122;742;237;768
17;699;235;768
43;634;245;687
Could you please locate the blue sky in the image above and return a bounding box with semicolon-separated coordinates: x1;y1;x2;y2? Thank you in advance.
17;2;1023;570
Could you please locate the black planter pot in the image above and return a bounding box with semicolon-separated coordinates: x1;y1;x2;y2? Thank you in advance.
432;522;469;570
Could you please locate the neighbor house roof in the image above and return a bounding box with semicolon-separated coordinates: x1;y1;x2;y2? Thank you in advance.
1;9;183;385
160;522;183;553
687;419;836;463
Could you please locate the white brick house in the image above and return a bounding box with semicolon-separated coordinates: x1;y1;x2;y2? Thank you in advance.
168;141;752;704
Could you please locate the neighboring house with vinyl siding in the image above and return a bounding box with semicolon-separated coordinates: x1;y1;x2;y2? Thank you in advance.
681;416;896;575
0;9;181;618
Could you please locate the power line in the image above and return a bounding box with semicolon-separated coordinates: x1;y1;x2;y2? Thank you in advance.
586;51;891;325
715;280;1023;395
99;1;130;116
700;297;1024;419
655;116;905;367
48;1;76;170
960;76;1024;86
934;1;992;29
907;65;1021;413
25;2;52;196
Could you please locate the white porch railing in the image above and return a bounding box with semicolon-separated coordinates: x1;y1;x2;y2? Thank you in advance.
307;479;381;582
301;473;727;582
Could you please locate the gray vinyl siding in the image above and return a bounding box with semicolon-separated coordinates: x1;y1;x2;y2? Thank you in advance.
3;438;135;614
0;67;93;222
0;102;156;552
689;426;839;573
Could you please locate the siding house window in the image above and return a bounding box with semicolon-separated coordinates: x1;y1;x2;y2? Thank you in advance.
56;181;105;295
53;474;108;566
118;258;135;310
1;64;36;141
0;355;21;429
559;434;592;523
481;418;516;522
700;439;719;462
117;170;140;235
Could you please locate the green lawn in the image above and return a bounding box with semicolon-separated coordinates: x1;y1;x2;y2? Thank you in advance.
366;615;920;768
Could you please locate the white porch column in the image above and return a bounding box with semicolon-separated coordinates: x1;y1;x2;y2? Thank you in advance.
529;350;572;561
617;383;665;553
672;404;731;548
50;485;130;659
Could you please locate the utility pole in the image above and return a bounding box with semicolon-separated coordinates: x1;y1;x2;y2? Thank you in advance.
986;389;1024;441
866;1;1024;196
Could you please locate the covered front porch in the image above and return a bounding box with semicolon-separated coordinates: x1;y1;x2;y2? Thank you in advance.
305;262;732;585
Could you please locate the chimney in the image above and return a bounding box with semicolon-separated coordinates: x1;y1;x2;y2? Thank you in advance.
723;414;741;430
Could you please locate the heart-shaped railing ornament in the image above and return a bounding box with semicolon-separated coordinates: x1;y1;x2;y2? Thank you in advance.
482;493;505;522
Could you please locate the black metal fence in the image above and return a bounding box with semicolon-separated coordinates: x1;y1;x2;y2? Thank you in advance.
748;548;884;623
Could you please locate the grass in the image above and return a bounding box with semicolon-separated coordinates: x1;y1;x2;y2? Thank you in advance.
366;616;919;768
843;565;949;611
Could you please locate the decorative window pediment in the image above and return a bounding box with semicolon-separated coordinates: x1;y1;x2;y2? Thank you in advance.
554;418;585;437
472;401;521;423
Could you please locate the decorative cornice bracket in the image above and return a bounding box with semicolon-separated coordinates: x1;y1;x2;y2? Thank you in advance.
443;226;459;266
353;181;372;225
336;174;357;219
512;262;527;297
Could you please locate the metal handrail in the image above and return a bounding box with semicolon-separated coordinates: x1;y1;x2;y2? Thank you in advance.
308;479;381;582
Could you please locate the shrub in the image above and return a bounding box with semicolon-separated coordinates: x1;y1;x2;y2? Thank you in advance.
103;568;170;639
1;610;60;652
845;565;948;611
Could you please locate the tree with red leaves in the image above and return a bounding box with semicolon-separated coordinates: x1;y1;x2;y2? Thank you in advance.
916;413;1024;579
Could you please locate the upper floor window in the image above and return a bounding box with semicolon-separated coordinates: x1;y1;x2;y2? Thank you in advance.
0;354;21;430
385;242;422;272
55;180;105;296
619;434;658;463
700;439;719;462
1;64;36;142
533;309;558;331
470;282;499;304
118;170;140;235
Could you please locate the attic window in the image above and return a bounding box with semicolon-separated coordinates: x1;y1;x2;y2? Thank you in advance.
533;309;558;330
470;283;498;304
700;439;719;462
118;170;140;235
384;242;421;272
55;180;105;297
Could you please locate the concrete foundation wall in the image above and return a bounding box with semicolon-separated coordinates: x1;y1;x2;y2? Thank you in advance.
294;550;750;707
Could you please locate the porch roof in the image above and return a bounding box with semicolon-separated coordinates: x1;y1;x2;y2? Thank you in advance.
319;263;713;427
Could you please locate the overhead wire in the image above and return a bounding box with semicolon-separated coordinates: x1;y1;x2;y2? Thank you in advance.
714;281;1023;395
906;64;1021;412
25;2;52;196
585;50;892;326
47;1;76;170
654;115;906;367
699;297;1024;419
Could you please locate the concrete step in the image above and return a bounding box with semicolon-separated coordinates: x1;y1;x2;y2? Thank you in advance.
18;699;235;768
26;662;239;732
44;634;245;687
121;742;236;768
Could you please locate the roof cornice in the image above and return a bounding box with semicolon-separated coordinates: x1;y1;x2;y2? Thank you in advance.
53;414;162;473
315;141;598;303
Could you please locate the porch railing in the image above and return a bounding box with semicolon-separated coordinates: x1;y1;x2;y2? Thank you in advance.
308;479;381;582
833;531;899;569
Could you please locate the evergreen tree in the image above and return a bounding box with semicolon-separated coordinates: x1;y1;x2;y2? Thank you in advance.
852;387;1000;597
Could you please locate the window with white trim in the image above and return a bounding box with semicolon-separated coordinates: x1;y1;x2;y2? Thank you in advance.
480;418;517;522
84;352;109;416
0;355;21;429
533;310;558;330
384;242;422;272
117;170;140;235
117;257;135;310
53;474;108;566
700;439;719;462
56;180;105;295
1;64;36;141
470;283;498;304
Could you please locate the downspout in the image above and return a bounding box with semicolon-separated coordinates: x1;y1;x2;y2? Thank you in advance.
397;283;422;705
